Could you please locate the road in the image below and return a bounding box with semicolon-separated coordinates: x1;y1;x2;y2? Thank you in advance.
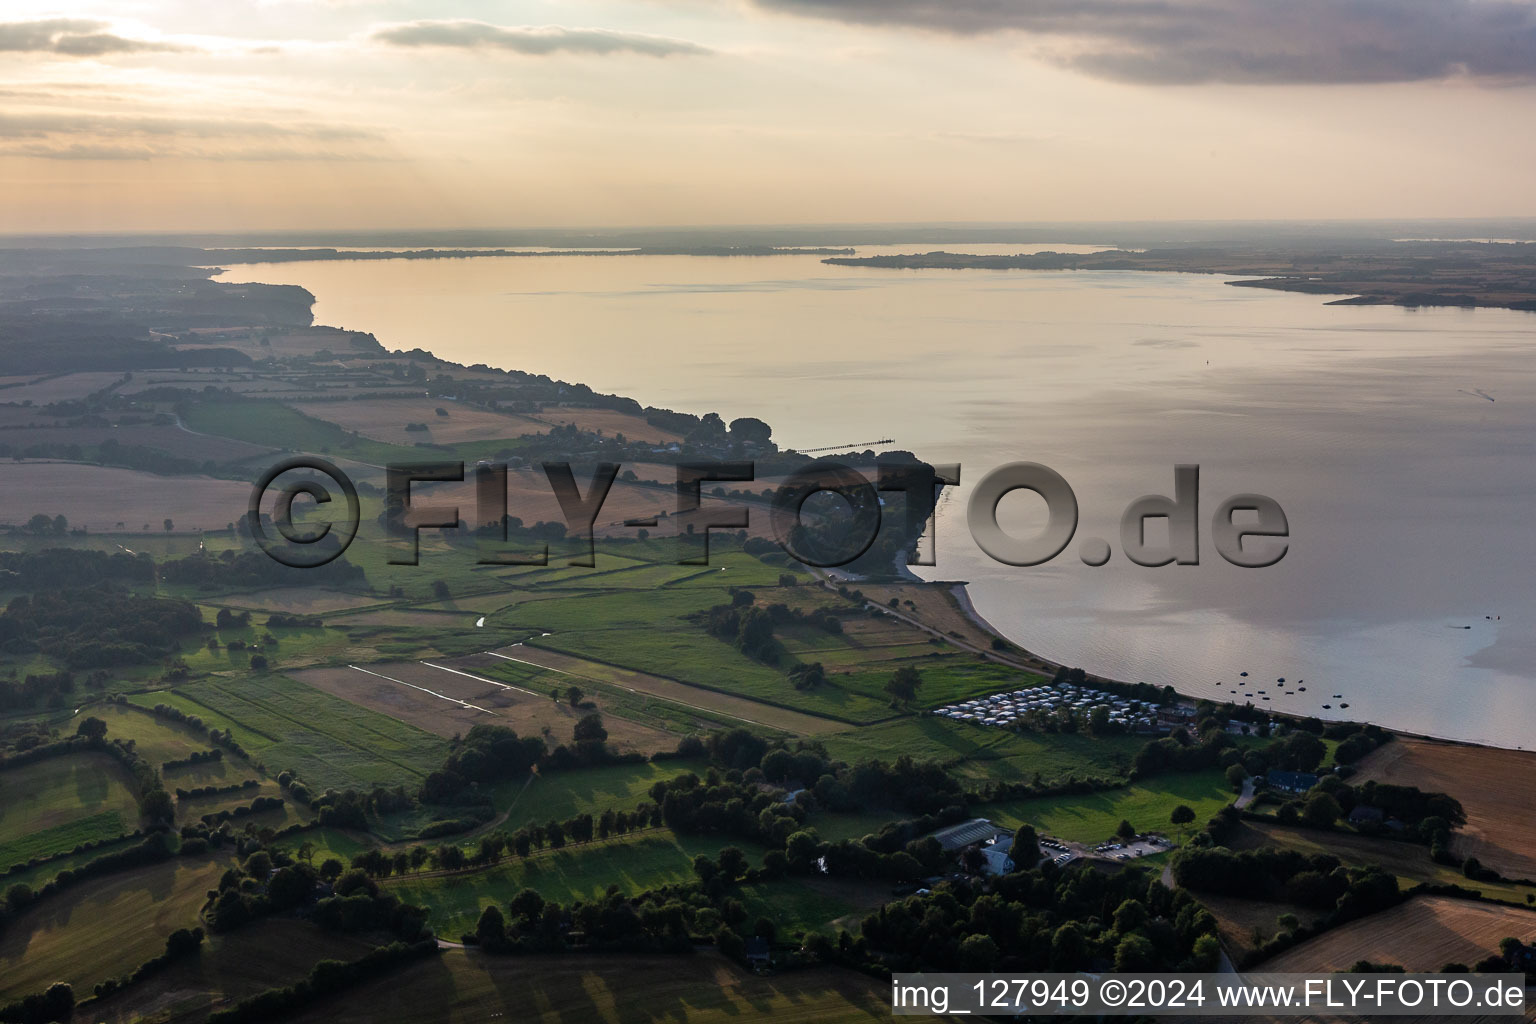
1234;776;1257;809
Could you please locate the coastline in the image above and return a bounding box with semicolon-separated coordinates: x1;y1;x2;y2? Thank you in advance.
247;258;1534;758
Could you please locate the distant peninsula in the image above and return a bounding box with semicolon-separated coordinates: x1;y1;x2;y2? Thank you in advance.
822;240;1536;312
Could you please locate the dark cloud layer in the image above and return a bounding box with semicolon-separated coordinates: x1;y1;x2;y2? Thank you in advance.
372;21;711;57
751;0;1536;84
0;18;193;57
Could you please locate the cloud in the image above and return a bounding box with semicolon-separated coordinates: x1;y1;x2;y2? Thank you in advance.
0;18;195;56
370;20;711;57
748;0;1536;84
0;110;383;160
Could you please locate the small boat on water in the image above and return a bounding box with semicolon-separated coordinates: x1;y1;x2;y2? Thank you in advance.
1340;702;1350;709
1240;671;1248;677
1322;704;1333;709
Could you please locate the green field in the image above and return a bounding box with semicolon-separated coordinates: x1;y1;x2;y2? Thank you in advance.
284;949;890;1024
67;703;217;766
834;657;1050;709
734;879;862;936
0;854;232;1000
493;759;711;831
818;716;1145;784
982;769;1237;844
0;834;146;893
387;831;766;939
171;673;449;790
0;754;141;870
485;578;897;725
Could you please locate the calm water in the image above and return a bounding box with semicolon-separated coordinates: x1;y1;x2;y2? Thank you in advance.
227;248;1536;748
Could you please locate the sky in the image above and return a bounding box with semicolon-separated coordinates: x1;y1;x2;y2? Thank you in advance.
3;0;1536;232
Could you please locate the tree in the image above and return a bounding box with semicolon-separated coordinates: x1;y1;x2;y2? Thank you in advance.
883;665;922;707
566;685;584;707
249;653;268;670
958;933;1000;971
1113;898;1148;934
573;712;607;745
1225;763;1246;791
1302;791;1342;829
142;787;175;823
1116;819;1136;842
75;716;108;740
476;904;507;945
718;846;748;882
1170;804;1196;842
510;887;545;922
728;416;772;446
1114;933;1156;971
164;518;174;532
319;858;344;881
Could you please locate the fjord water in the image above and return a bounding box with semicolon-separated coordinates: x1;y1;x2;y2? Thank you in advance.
227;250;1536;748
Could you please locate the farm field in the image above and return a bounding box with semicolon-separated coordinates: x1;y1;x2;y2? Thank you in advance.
484;645;842;735
524;406;685;443
817;717;1144;785
0;462;248;534
84;919;381;1024
288;396;545;444
0;854;232;1000
503;596;899;724
0;835;145;893
287;658;681;754
386;831;767;938
284;950;889;1024
832;656;1049;710
1354;737;1536;881
1194;891;1324;961
982;770;1235;845
67;703;221;767
171;673;449;790
1232;820;1536;905
0;754;141;870
494;758;711;830
219;587;383;613
1260;895;1536;971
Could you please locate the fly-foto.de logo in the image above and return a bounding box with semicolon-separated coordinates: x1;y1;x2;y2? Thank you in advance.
248;458;1289;571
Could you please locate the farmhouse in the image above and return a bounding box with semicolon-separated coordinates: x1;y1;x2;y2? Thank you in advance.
1347;805;1385;825
931;818;1002;852
1266;769;1320;794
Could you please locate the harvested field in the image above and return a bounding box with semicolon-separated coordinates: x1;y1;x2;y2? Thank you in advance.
0;422;274;463
526;406;684;444
85;919;379;1024
1232;820;1536;905
1354;737;1536;880
284;949;888;1024
0;854;232;999
1260;895;1536;972
289;397;546;443
1195;891;1325;961
0;462;248;533
287;658;681;753
486;644;841;735
0;371;127;404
